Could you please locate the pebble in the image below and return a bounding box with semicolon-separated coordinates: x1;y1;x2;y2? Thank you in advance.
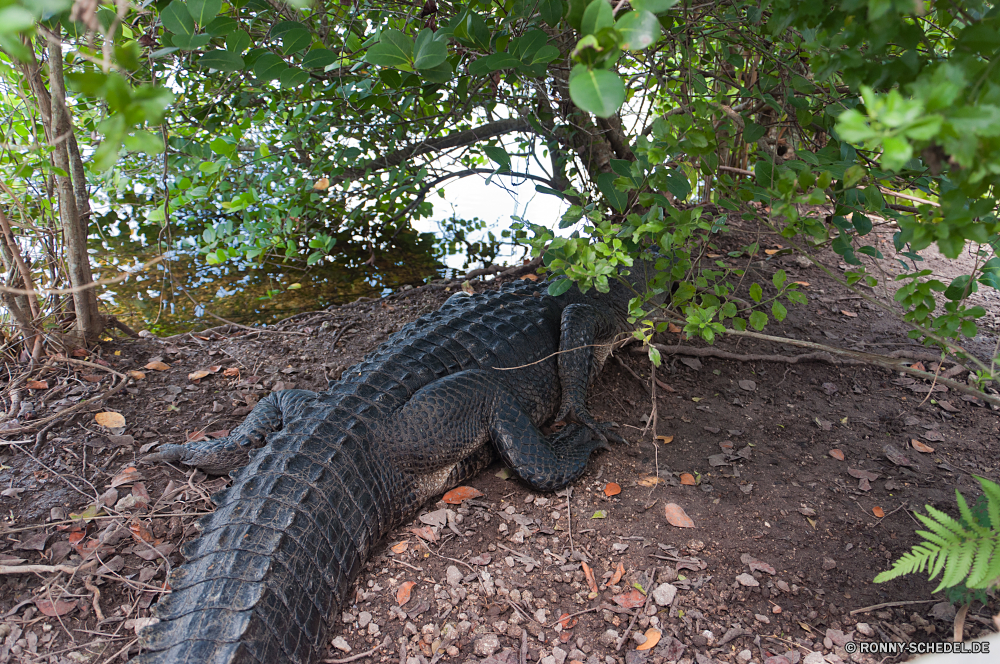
737;649;752;663
446;565;463;587
358;611;372;629
803;653;824;664
541;657;557;664
368;623;380;636
534;609;547;624
826;629;849;647
552;646;568;664
473;634;501;657
735;573;759;587
855;623;873;637
755;614;771;624
765;657;792;664
331;636;351;652
651;582;677;606
598;630;619;647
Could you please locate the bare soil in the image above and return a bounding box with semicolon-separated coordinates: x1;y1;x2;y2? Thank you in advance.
1;217;998;664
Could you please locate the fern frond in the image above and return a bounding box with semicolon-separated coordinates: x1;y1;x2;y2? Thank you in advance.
915;529;951;549
966;539;997;588
923;505;974;539
956;492;989;537
875;547;932;583
978;541;1000;588
977;475;1000;530
936;542;975;592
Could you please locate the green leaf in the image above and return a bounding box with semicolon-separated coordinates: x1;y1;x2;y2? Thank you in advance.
539;0;564;26
597;172;628;212
169;33;212;50
413;29;448;69
749;311;767;331
198;49;244;72
226;30;251;54
743;119;766;143
253;53;288;80
880;135;913;171
569;65;625;118
468;52;521;75
0;6;36;34
581;0;614;36
282;28;313;55
185;0;221;25
749;283;763;303
279;67;310;88
483;145;511;171
301;48;337;69
548;278;573;297
616;11;660;51
648;345;661;367
591;510;607;519
531;45;561;65
852;212;872;236
365;29;413;69
160;1;196;39
631;0;679;12
771;300;787;322
772;269;787;289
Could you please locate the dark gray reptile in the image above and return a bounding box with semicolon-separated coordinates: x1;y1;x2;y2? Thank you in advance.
135;260;664;663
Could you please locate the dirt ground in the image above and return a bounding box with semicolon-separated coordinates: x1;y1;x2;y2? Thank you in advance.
1;215;998;664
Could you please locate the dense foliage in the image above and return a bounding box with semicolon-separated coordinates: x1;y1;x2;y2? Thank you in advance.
0;1;997;379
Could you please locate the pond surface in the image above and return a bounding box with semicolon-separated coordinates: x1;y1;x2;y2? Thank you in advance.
94;237;444;336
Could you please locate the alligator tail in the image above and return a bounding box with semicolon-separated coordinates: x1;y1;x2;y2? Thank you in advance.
133;419;400;663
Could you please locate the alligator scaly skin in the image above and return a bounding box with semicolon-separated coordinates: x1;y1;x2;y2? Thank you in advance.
135;265;660;663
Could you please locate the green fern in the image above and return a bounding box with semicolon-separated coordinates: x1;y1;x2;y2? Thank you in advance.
874;476;1000;594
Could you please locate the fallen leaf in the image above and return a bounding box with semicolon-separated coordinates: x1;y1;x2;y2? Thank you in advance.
613;588;646;609
911;439;935;453
461;281;474;295
144;361;170;371
206;430;230;439
26;380;48;390
35;599;76;617
667;323;682;334
127;370;146;380
884;444;918;467
764;249;780;255
829;449;845;461
95;412;126;428
738;379;756;391
793;281;810;287
937;400;960;413
396;581;416;606
0;487;25;498
858;478;871;491
129;523;154;543
911;362;926;372
390;541;409;554
186;430;208;443
923;430;946;442
223;367;240;377
409;526;437;542
679;473;696;486
313;177;330;191
14;532;50;551
557;613;578;629
591;510;607;519
188;370;211;381
847;467;880;482
111;467;142;488
610;561;625;585
873;506;885;518
664;503;695;528
81;374;104;383
637;476;663;487
736;573;759;587
656;435;674;444
582;562;599;593
520;274;539;281
442;486;483;504
840;310;857;317
636;629;661;651
604;483;621;497
495;468;513;480
748;559;776;575
71;348;88;358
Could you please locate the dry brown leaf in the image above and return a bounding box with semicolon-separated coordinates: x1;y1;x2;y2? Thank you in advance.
604;482;621;497
81;374;104;383
26;380;48;390
656;435;674;444
95;412;126;428
223;367;240;377
764;249;780;255
793;281;810;287
612;588;646;609
520;273;539;281
609;562;625;586
206;365;221;373
145;361;170;371
679;473;697;486
35;598;76;617
188;370;211;381
442;486;484;504
127;370;146;380
667;323;682;334
637;476;663;487
911;439;935;453
581;561;598;593
186;430;208;443
390;541;409;554
841;310;858;318
873;506;885;518
557;613;578;629
313;177;330;191
409;526;437;542
911;362;926;372
664;503;695;528
829;449;845;461
110;467;142;488
396;581;416;606
130;523;154;543
636;629;661;651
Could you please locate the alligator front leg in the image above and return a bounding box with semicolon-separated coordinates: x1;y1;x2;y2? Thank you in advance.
144;389;318;473
389;370;606;494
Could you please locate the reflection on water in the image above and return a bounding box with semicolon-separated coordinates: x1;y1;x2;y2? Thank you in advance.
94;238;444;336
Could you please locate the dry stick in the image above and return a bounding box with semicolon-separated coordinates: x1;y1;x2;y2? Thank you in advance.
324;644;384;663
0;562;96;575
615;566;657;651
649;329;1000;408
917;360;945;408
520;626;528;664
544;605;601;628
849;599;937;616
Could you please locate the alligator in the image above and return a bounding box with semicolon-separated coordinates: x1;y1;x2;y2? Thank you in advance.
135;260;665;663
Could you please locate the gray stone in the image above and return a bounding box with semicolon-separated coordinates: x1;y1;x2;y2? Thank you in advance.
357;611;372;629
332;636;351;653
652;582;678;606
737;649;752;663
735;573;759;587
855;623;873;637
803;653;825;664
447;565;463;587
825;629;848;648
598;630;619;647
552;647;568;664
541;657;556;664
473;634;501;657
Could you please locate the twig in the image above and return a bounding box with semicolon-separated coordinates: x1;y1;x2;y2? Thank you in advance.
0;562;96;575
544;605;600;628
878;186;940;208
0;367;130;437
520;625;528;664
849;599;937;615
324;644;384;663
616;566;657;651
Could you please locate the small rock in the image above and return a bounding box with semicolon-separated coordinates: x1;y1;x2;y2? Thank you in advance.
598;630;619;647
49;507;66;521
737;649;752;663
735;573;759;587
803;653;824;664
368;623;380;636
332;636;351;653
541;657;556;664
825;629;848;647
534;608;547;624
552;647;568;664
446;565;463;587
776;580;790;593
855;623;873;637
651;583;678;606
474;634;501;657
765;658;791;664
358;611;372;629
755;614;771;624
822;557;837;571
